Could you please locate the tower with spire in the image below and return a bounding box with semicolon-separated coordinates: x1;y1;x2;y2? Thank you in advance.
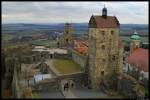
130;30;141;54
88;6;122;90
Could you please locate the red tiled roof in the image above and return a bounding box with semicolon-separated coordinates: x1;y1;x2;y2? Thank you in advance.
128;48;149;72
74;40;88;54
90;15;120;28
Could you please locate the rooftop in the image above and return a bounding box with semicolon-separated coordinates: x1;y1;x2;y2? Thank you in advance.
89;15;120;28
130;31;141;41
74;40;88;55
34;74;52;83
128;48;149;72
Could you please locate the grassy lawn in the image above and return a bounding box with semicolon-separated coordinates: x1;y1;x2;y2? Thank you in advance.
31;39;56;47
53;59;82;74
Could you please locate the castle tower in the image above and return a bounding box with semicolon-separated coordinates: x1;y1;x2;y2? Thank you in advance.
62;23;73;46
88;7;120;89
130;30;141;54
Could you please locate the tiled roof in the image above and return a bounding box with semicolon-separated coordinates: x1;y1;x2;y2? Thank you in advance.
90;15;120;28
74;40;88;54
128;48;149;72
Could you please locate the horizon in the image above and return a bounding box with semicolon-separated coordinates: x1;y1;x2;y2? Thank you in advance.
2;22;148;25
2;2;148;24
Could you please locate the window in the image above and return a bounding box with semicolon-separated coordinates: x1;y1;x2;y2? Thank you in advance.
102;59;105;62
111;30;114;35
66;31;68;34
102;45;105;50
112;55;115;61
66;39;69;43
101;31;105;36
101;71;104;76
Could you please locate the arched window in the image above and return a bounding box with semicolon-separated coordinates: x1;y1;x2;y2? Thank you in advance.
102;45;105;50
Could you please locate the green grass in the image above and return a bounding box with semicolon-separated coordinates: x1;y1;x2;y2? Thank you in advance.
53;59;82;74
2;34;14;41
31;39;56;47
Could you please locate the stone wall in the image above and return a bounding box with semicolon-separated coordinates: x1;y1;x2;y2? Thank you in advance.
117;73;137;97
53;53;72;59
71;49;88;69
88;28;120;89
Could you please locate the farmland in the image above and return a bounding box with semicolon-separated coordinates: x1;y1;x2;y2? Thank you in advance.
31;39;57;48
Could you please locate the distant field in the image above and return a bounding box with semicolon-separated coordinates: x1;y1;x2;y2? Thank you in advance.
53;59;82;74
2;34;14;41
31;39;57;47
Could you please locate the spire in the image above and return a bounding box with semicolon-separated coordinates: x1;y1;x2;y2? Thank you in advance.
134;30;138;35
102;5;107;18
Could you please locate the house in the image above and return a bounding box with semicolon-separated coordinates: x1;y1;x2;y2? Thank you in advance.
125;48;148;86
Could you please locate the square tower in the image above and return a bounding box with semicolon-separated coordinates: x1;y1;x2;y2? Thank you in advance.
88;7;120;89
62;23;73;46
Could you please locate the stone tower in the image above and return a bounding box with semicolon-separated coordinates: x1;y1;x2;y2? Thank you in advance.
130;30;141;54
88;7;121;89
62;23;73;46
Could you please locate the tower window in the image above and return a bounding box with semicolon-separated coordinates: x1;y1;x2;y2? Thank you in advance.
102;59;105;62
66;31;69;34
111;31;114;35
101;71;104;76
101;31;105;36
112;55;115;61
102;45;105;50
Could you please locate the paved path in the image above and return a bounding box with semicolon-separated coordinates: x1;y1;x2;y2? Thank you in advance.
60;79;77;98
71;88;108;98
62;89;76;98
37;89;64;98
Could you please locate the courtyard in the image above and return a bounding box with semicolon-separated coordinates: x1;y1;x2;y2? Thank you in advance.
53;59;82;74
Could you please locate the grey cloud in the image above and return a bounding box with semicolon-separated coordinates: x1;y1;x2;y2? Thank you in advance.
2;2;148;24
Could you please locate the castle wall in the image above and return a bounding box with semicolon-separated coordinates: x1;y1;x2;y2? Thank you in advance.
71;49;88;70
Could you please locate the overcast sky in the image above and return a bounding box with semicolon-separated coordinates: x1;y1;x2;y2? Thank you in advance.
2;1;148;24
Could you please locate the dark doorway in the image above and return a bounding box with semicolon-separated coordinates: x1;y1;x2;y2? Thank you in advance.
66;39;69;43
50;54;53;59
